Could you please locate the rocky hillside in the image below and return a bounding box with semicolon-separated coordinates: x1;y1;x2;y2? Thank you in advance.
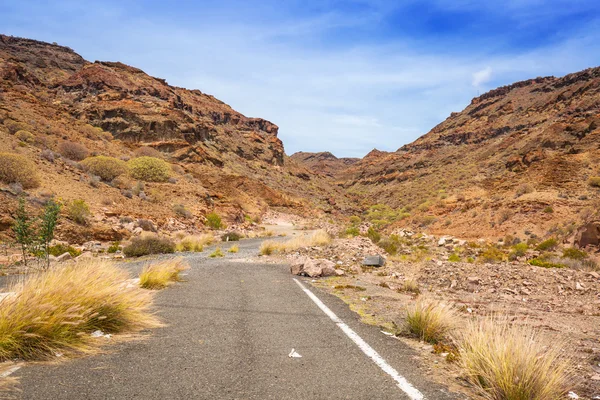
0;35;353;243
298;68;600;240
289;151;359;178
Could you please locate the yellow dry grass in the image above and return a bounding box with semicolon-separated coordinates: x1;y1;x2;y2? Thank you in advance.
459;319;572;400
228;244;239;253
259;230;332;255
139;258;189;290
405;299;455;344
175;234;213;252
0;261;159;361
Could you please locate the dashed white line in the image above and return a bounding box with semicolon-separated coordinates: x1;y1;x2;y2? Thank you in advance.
293;278;425;400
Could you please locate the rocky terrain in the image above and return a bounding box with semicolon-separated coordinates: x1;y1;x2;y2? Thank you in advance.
0;35;357;248
289;151;359;178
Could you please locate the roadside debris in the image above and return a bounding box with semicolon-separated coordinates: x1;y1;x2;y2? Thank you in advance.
288;349;302;358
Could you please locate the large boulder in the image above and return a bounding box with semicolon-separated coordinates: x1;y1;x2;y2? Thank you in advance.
290;257;337;278
575;221;600;248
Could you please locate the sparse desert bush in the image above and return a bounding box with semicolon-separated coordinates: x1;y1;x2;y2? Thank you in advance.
401;279;420;295
344;226;360;237
0;261;158;360
139;258;189;290
0;152;40;188
66;199;91;225
41;149;55;162
228;244;239;253
448;253;460;262
123;236;176;257
349;215;361;226
205;212;223;229
58;141;89;161
309;230;332;246
107;242;121;253
81;156;127;181
367;227;381;243
127;156;170;182
543;206;554;213
221;231;243;242
508;242;528;260
405;300;455;344
378;237;399;255
172;204;192;219
562;247;587;260
497;209;512;224
209;247;224;258
536;237;558;251
459;319;572;400
515;183;534;198
133;146;163;159
176;235;212;252
479;246;506;263
48;243;81;257
588;176;600;188
15;130;34;143
259;240;279;255
528;258;565;269
136;219;156;232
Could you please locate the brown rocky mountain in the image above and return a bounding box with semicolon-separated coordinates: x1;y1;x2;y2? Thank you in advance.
289;151;359;178
297;68;600;240
0;35;354;242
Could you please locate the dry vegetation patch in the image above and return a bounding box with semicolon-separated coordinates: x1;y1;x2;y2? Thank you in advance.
0;152;40;189
139;258;189;290
81;156;127;181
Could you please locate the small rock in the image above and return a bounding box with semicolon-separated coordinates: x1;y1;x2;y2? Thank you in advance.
576;282;585;291
56;252;72;262
334;269;345;276
467;277;481;284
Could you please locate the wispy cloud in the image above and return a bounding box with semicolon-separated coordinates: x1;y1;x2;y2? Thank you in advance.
1;0;599;157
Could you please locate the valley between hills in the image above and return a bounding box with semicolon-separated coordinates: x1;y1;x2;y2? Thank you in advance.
1;34;600;399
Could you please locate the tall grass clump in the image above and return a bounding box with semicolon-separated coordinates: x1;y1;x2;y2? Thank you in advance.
259;240;279;255
0;261;158;361
0;152;40;188
228;244;239;253
175;234;213;252
459;320;572;400
139;258;189;290
405;300;455;344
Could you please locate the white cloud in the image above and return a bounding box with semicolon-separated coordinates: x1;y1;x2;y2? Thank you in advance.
472;66;493;87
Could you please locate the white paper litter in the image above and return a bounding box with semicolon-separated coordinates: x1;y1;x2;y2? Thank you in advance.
568;392;579;399
288;349;302;358
91;330;112;339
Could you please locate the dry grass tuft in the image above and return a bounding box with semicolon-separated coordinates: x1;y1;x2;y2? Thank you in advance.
175;235;212;252
209;248;224;258
228;244;239;253
459;319;572;400
259;240;279;255
405;300;455;344
259;230;332;255
0;261;159;361
139;258;189;290
401;279;420;295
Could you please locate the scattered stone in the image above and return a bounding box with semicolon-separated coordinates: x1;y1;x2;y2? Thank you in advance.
362;255;386;267
56;252;72;262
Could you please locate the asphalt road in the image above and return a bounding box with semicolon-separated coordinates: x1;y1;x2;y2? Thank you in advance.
12;239;460;399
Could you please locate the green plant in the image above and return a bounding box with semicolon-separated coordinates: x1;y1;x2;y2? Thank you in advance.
259;240;279;255
38;201;61;269
139;258;189;289
479;246;506;263
528;258;566;269
175;235;211;252
562;247;587;260
349;216;361;226
536;238;558;251
459;320;571;400
127;157;170;182
344;226;360;237
378;237;399;255
48;244;81;257
405;300;455;344
543;206;554;213
367;227;381;243
0;260;158;361
206;212;223;229
15;130;34;143
209;247;224;258
221;232;243;242
66;199;91;225
228;244;239;253
81;156;127;181
0;152;40;188
107;242;121;253
123;236;176;257
12;197;36;266
448;253;460;262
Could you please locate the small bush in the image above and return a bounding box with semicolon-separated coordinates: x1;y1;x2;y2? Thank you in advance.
349;216;361;226
66;199;91;225
15;130;34;143
123;236;176;257
344;226;360;237
401;279;420;295
107;242;121;253
588;176;600;187
543;206;554;213
562;247;587;260
209;247;224;258
405;300;455;344
48;244;81;257
528;258;566;269
309;230;331;246
221;232;243;242
228;244;239;253
41;149;55;162
0;261;158;360
172;204;192;219
58;142;89;161
515;183;534;197
206;212;223;229
378;237;399;255
176;235;210;252
448;253;460;262
367;227;381;243
136;219;157;232
139;258;189;290
479;246;506;263
536;238;558;251
0;152;40;188
259;240;279;255
459;320;571;400
127;157;170;182
81;156;127;181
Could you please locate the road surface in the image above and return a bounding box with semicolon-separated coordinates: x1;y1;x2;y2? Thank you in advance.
11;239;460;399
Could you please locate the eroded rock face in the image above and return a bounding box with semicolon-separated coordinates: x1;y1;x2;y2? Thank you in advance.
575;221;600;248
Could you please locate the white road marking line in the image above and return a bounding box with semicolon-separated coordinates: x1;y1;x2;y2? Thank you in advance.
0;366;21;378
293;278;425;400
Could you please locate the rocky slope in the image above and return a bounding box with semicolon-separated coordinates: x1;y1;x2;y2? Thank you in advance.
0;35;354;243
289;151;359;178
299;68;600;240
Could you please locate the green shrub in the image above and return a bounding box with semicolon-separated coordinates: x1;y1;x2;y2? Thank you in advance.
562;247;587;260
48;244;81;257
81;156;127;181
221;232;242;242
66;199;91;225
206;212;223;229
448;253;460;262
588;177;600;187
536;238;558;251
543;206;554;213
367;227;381;243
123;236;176;257
378;237;399;255
0;152;40;188
529;258;566;269
344;226;360;237
107;242;121;253
58;141;89;161
15;130;34;143
349;216;361;226
479;246;505;263
209;247;225;258
127;157;170;182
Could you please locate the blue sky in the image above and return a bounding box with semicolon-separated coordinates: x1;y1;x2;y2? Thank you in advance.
2;0;599;157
